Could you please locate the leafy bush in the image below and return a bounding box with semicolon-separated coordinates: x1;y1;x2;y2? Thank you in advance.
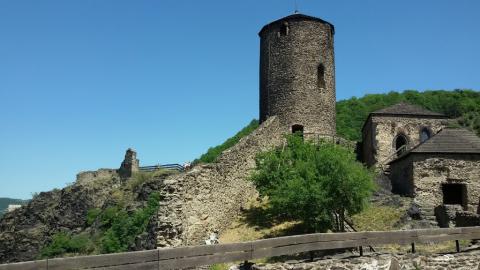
40;232;94;258
86;208;101;226
99;192;161;253
251;135;375;232
195;119;259;164
41;193;162;257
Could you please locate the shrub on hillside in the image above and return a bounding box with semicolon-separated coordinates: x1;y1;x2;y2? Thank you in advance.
99;192;161;253
251;135;375;232
40;232;94;258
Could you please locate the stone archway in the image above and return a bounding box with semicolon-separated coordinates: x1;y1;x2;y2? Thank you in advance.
393;134;409;156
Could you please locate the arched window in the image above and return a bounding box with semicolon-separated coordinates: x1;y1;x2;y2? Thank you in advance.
317;64;326;89
280;22;289;36
420;127;431;143
394;134;408;156
292;124;304;139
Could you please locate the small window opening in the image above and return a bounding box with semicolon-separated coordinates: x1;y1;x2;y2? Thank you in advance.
317;64;326;89
280;23;289;36
420;128;431;143
395;135;408;156
442;183;467;207
292;124;304;139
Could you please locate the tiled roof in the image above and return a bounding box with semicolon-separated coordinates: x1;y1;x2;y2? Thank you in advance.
389;128;480;164
259;13;334;36
371;102;445;117
410;128;480;154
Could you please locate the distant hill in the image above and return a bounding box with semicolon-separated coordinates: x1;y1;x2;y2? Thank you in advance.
0;198;28;217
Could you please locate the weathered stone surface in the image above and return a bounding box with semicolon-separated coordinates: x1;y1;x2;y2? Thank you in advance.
156;116;284;247
118;148;139;178
413;155;480;213
390;154;480;227
259;14;336;137
362;114;448;167
251;249;480;270
0;170;121;263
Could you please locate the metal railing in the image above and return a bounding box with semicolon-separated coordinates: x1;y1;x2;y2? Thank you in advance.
139;164;184;172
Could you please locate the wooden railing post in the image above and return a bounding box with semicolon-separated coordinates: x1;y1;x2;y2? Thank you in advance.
456;240;460;253
411;243;416;254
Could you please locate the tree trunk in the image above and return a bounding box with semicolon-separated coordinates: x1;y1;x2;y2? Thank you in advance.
339;209;345;232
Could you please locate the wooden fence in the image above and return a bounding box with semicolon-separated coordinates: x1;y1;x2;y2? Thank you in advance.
1;226;480;270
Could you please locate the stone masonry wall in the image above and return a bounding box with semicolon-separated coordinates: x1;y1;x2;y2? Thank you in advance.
389;155;414;196
365;116;448;166
156;116;284;247
412;154;480;213
361;118;375;167
259;17;336;136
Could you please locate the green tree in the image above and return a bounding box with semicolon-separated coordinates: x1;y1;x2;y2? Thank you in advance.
251;135;375;232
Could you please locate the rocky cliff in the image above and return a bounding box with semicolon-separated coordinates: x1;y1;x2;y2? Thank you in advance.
0;167;174;263
0;169;121;263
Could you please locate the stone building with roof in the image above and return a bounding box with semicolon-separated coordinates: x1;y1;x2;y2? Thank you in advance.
388;128;480;227
361;102;450;167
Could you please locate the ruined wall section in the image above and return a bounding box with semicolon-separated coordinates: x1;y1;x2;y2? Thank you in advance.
412;154;480;213
370;116;448;166
156;116;284;247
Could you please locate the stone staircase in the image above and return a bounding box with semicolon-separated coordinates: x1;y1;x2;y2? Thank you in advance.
418;203;439;227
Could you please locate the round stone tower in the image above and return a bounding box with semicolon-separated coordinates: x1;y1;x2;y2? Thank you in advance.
259;14;336;137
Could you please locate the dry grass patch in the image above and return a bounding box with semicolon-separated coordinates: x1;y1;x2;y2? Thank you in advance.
351;205;405;231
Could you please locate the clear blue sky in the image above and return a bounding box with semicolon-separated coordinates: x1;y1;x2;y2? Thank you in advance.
1;1;479;199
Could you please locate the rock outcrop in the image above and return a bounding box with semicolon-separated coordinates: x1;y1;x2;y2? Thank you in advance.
0;170;121;263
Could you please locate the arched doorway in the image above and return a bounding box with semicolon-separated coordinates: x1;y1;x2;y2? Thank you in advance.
394;134;408;156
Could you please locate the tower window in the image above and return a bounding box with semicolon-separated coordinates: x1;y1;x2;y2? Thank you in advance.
420;127;431;143
317;64;326;89
292;124;304;139
280;23;289;36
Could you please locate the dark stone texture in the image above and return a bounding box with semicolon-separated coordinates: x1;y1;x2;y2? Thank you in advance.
259;14;336;137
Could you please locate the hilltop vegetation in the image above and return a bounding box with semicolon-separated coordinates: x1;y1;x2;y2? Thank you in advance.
196;89;480;163
194;119;259;164
337;89;480;141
